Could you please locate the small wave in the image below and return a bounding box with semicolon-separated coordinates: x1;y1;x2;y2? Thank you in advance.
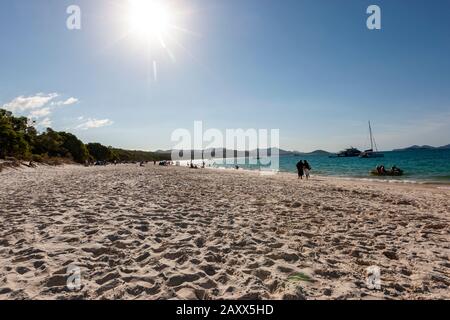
209;163;450;185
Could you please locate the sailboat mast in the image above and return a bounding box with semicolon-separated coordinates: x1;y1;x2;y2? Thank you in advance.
369;121;374;151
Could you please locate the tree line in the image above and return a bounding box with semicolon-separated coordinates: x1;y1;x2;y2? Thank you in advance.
0;109;170;164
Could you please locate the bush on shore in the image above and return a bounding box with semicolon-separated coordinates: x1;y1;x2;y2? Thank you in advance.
0;108;170;164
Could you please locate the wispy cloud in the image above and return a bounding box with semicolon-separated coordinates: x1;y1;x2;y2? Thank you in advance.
75;118;114;130
2;93;58;112
52;97;79;106
63;97;79;105
2;93;82;129
2;92;112;132
29;107;51;119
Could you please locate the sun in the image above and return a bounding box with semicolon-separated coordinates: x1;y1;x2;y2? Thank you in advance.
123;0;192;81
128;0;173;40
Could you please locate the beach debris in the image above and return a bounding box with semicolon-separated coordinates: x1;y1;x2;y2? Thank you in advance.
288;272;314;283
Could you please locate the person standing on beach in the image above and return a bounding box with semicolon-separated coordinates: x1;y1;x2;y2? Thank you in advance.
296;160;304;179
303;160;311;180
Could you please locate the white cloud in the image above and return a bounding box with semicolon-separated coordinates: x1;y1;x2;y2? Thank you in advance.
29;107;51;119
2;93;82;130
52;97;79;106
2;93;58;112
62;97;79;105
76;118;114;130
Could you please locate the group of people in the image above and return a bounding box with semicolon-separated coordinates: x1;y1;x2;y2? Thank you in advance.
296;160;312;180
376;165;401;174
186;161;207;169
376;165;387;174
158;160;174;166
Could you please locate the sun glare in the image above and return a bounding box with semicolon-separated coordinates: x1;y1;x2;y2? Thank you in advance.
124;0;191;81
128;0;173;39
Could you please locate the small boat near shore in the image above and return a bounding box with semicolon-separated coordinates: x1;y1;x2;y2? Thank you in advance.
371;168;404;176
371;170;404;177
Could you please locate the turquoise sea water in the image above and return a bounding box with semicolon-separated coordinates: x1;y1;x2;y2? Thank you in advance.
213;149;450;184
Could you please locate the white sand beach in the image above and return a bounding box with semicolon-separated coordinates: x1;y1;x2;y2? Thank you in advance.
0;164;449;300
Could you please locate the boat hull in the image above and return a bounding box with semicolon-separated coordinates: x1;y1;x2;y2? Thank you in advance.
370;170;404;177
329;155;360;158
360;153;384;158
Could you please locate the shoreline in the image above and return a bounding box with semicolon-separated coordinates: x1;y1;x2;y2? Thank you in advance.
201;164;450;190
2;161;450;190
176;157;450;187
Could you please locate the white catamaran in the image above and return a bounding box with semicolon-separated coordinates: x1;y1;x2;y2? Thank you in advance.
359;121;384;158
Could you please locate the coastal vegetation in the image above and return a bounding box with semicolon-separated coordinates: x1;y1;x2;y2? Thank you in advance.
0;108;170;165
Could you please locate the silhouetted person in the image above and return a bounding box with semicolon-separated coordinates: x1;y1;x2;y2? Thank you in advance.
296;160;304;179
303;160;311;180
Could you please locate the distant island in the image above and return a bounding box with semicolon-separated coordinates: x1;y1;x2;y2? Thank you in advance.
392;144;450;152
293;150;331;156
158;148;332;159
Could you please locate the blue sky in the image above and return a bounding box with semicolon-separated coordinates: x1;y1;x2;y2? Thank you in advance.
1;0;449;152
